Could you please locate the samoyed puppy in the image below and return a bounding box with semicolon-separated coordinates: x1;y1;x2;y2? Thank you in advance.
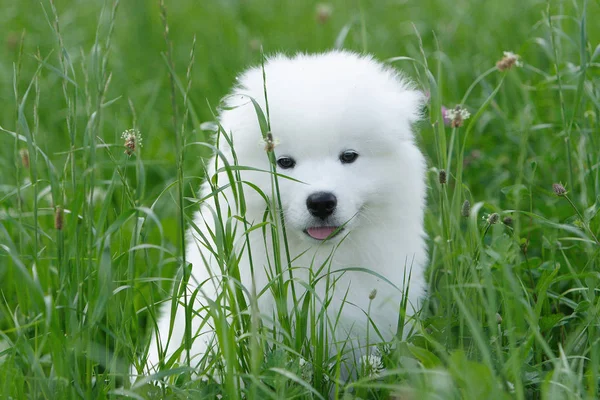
137;50;427;379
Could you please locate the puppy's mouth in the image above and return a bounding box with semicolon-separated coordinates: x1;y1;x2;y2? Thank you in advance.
304;226;343;241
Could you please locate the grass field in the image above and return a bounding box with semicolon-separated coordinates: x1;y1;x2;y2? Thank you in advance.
1;0;600;398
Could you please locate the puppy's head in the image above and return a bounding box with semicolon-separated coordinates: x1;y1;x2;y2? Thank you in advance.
218;51;426;243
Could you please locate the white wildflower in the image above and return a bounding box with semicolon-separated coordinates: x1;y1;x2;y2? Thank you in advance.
297;357;312;383
360;354;385;378
379;343;392;356
444;105;471;128
121;128;142;155
506;381;515;393
496;51;523;71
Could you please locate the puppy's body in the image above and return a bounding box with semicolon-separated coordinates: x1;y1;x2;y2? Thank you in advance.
142;51;427;375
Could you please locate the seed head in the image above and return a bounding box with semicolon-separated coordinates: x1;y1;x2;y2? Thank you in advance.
55;206;64;231
262;131;279;152
369;289;377;300
463;149;482;167
487;213;499;225
19;148;30;169
496;51;523;71
6;32;20;51
315;3;333;24
438;169;447;184
503;216;513;226
445;105;471;128
121;129;142;156
461;200;471;217
552;183;567;196
248;38;261;51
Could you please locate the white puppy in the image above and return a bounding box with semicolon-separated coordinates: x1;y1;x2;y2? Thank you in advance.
139;51;427;378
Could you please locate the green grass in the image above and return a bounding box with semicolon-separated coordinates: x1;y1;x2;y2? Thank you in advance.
1;0;600;398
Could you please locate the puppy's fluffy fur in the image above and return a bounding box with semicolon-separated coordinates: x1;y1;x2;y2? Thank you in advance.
141;51;427;375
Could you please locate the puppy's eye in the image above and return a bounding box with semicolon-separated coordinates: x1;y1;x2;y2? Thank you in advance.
277;156;296;169
339;150;359;164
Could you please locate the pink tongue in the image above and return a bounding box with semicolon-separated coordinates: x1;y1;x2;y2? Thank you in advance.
307;226;337;240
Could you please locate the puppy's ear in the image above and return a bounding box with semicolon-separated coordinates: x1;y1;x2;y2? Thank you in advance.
396;88;426;125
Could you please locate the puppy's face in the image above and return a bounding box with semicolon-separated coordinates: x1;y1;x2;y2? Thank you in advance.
274;149;363;241
222;105;422;246
265;126;400;244
218;52;425;244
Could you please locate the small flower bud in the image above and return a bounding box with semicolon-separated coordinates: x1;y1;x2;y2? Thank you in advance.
55;206;64;231
496;51;522;71
315;3;333;24
19;148;30;169
249;38;261;51
552;183;566;196
262;131;279;152
461;200;471;217
441;106;451;126
438;169;447;185
496;313;503;324
503;216;513;226
463;149;482;167
487;213;499;225
6;32;20;51
369;289;377;300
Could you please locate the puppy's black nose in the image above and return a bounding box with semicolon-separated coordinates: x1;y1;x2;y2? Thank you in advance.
306;192;337;220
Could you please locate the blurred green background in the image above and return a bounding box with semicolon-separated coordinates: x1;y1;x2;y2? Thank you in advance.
0;0;560;183
2;0;597;203
2;0;597;250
